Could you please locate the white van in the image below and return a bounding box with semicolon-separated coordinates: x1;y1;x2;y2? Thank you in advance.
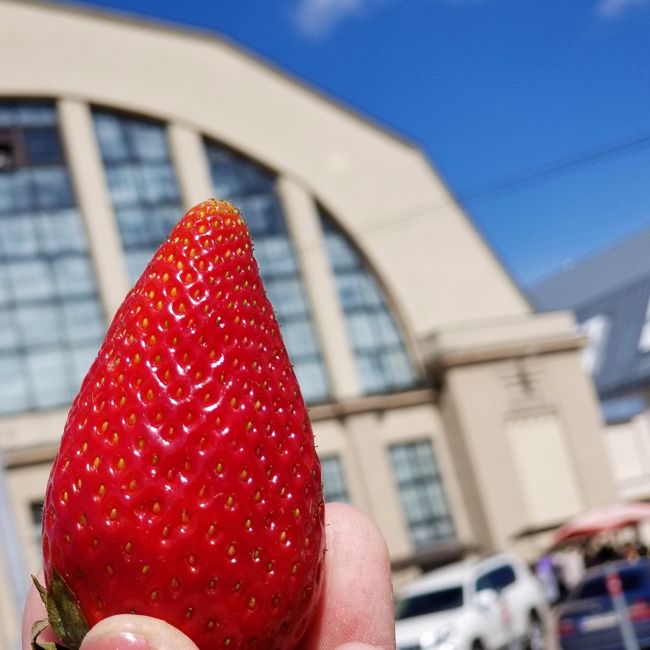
395;553;548;650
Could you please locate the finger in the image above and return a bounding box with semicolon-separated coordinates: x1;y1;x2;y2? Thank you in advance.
79;615;198;650
303;503;395;650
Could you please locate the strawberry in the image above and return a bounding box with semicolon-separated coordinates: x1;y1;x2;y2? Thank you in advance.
35;199;325;650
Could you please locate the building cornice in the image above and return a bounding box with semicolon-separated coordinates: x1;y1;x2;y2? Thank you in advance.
306;387;437;422
422;311;586;371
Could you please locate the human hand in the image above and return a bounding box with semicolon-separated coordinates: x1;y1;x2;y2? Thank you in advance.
23;503;395;650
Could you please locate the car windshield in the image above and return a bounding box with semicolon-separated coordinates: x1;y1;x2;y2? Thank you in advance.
576;569;644;599
395;586;464;620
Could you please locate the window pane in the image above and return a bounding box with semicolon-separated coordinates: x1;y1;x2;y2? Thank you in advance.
70;344;99;391
293;360;329;403
0;355;29;412
0;169;33;212
129;121;168;161
36;209;88;255
0;215;38;258
0;100;105;415
17;103;56;127
106;165;140;205
205;139;331;404
24;127;63;165
26;348;70;409
7;260;55;301
321;456;350;503
389;441;455;548
53;256;95;297
14;304;60;348
61;299;105;344
0;311;19;350
320;211;417;395
32;168;74;208
94;112;128;161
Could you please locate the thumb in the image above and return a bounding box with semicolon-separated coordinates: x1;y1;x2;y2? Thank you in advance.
79;615;198;650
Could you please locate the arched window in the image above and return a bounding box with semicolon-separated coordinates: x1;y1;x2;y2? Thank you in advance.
319;210;417;395
0;100;104;413
93;109;183;281
204;141;331;404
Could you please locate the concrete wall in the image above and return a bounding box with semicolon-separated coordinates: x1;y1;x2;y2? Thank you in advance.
604;410;650;500
430;313;617;557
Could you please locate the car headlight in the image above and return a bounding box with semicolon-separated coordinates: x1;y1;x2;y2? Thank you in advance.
420;626;454;648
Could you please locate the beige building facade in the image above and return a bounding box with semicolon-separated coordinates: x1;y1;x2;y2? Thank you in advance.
0;1;616;647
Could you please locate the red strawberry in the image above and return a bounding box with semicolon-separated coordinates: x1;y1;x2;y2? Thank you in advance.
36;199;325;650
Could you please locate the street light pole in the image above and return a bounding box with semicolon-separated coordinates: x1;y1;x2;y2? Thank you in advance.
606;565;640;650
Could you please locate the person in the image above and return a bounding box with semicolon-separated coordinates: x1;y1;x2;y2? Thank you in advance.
534;554;560;605
22;503;396;650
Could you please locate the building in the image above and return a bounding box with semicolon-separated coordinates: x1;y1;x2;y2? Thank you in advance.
0;1;616;646
532;226;650;501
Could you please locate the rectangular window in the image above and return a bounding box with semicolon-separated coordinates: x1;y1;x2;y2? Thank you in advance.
0;100;104;415
578;314;609;375
389;441;455;548
321;456;350;504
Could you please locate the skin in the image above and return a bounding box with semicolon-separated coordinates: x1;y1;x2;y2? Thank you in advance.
23;503;396;650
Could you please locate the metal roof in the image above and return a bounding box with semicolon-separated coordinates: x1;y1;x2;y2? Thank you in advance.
530;226;650;405
530;226;650;311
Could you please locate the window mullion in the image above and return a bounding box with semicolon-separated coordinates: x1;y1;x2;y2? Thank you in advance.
277;176;361;401
57;99;129;320
167;124;213;209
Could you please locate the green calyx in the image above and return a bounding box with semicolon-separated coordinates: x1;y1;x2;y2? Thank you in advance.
31;571;90;650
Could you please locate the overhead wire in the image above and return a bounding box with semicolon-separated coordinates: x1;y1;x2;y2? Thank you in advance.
295;126;650;257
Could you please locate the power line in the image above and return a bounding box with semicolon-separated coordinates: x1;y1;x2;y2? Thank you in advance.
461;129;650;201
298;126;650;252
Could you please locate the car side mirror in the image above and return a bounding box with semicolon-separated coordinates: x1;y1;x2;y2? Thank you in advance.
476;588;499;610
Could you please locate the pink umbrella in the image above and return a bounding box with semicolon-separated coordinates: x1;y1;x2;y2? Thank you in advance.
553;502;650;546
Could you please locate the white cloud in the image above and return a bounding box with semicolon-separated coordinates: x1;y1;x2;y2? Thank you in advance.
597;0;650;18
291;0;478;38
292;0;371;38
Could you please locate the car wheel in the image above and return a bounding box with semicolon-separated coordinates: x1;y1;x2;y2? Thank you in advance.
524;613;545;650
471;641;485;650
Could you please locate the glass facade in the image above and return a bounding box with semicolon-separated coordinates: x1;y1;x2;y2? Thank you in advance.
0;101;104;414
93;109;183;281
389;441;455;548
321;455;350;503
205;140;330;404
320;211;417;394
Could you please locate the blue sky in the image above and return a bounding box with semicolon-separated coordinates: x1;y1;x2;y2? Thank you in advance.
57;0;650;287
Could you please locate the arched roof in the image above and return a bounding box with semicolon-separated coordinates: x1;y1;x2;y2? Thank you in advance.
0;0;530;338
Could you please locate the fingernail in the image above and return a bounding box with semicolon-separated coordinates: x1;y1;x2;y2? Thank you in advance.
82;632;151;650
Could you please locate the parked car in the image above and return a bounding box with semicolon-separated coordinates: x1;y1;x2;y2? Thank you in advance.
395;553;547;650
557;558;650;650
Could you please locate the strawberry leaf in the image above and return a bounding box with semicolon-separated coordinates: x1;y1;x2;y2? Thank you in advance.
30;619;67;650
33;570;89;650
32;574;48;607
